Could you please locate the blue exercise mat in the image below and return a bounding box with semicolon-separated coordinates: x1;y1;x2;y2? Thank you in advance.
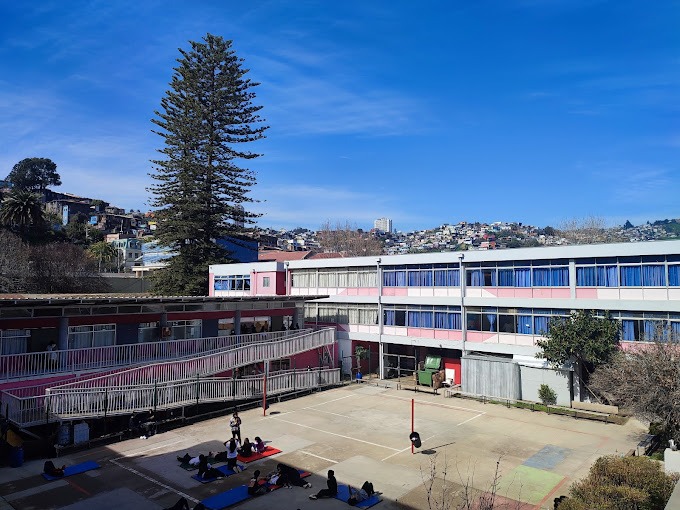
201;485;250;510
335;484;382;508
192;464;246;483
42;460;101;480
217;464;246;476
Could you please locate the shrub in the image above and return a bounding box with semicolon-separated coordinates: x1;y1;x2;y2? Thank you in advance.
538;384;557;405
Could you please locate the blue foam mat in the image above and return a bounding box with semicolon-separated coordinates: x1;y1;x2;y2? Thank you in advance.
201;485;250;510
42;460;101;480
335;484;382;508
192;464;246;483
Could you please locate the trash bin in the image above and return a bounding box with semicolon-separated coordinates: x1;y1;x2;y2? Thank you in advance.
9;446;24;468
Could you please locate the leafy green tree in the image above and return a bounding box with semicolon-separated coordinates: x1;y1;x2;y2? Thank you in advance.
6;157;61;191
0;188;45;239
88;241;118;272
557;455;678;510
149;33;267;295
536;310;619;376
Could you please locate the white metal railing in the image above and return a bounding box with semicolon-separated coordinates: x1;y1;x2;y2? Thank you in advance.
0;330;301;381
48;328;334;392
11;369;341;424
0;328;336;426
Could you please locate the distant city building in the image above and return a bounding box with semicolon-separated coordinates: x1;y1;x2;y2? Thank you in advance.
374;217;393;234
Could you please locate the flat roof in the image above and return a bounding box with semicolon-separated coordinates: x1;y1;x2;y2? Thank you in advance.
0;294;328;309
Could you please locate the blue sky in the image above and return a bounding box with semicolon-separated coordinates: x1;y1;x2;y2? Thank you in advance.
1;1;678;232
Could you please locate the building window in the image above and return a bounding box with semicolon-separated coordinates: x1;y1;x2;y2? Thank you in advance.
138;322;160;343
68;324;116;349
0;329;29;355
214;275;251;291
168;320;202;340
263;277;270;287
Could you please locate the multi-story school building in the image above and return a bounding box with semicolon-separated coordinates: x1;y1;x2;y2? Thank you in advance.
211;240;680;406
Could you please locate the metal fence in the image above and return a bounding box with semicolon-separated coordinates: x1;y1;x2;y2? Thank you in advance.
1;328;336;427
0;330;305;381
10;368;341;425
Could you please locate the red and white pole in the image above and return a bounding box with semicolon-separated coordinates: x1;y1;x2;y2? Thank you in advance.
411;398;415;454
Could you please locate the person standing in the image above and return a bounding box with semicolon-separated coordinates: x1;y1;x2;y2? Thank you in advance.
309;469;337;500
229;411;242;442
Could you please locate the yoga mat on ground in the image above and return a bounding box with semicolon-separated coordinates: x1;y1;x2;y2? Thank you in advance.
217;464;247;476
237;447;282;463
266;470;311;490
335;484;382;508
201;485;250;510
42;460;101;480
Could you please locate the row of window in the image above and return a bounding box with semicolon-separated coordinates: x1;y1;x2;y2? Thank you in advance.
290;257;680;289
302;303;680;342
214;275;251;291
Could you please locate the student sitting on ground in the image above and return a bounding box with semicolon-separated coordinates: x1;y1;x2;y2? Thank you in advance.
347;481;379;506
253;436;266;454
309;469;337;500
239;437;253;457
276;463;312;489
43;460;66;477
247;469;270;496
197;454;223;480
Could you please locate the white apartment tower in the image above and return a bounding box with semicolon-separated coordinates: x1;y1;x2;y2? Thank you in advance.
374;217;392;234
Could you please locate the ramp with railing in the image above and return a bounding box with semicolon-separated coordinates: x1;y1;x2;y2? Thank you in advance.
1;328;337;427
0;330;301;381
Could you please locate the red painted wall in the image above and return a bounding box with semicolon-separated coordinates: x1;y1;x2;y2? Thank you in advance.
443;357;461;385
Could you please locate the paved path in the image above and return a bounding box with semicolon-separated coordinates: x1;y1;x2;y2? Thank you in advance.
0;383;647;509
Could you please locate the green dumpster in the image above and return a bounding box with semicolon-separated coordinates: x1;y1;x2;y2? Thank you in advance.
417;355;442;386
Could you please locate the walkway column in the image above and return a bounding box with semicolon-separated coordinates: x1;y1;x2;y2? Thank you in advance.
234;310;241;335
377;257;383;379
57;317;69;351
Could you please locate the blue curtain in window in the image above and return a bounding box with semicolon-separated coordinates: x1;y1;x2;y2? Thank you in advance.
486;313;496;332
621;320;636;341
597;265;619;287
383;272;396;287
498;269;514;287
517;315;533;334
488;270;498;286
669;266;680;287
642;265;666;287
450;313;462;330
469;270;483;286
620;266;641;286
533;268;550;286
423;271;433;287
384;310;395;326
672;322;680;342
434;312;448;329
395;270;407;286
434;269;461;286
408;271;420;286
576;267;596;286
407;311;419;327
534;316;550;335
515;268;531;287
421;312;433;328
551;267;569;286
643;320;658;341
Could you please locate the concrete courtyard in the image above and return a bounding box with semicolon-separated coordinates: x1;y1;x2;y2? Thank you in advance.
0;383;647;509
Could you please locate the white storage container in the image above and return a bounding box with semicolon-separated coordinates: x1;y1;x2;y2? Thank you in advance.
73;422;90;445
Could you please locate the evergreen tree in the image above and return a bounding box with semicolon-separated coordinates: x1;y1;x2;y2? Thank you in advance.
149;34;267;295
6;157;61;192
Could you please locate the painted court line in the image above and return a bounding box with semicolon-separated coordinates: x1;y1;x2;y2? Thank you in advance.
302;394;354;409
112;438;185;461
110;458;199;504
270;416;400;452
309;408;352;419
300;450;338;463
457;414;484;426
379;393;486;414
381;434;436;462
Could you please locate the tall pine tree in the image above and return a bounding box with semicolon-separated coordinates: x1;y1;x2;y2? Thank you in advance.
149;34;267;295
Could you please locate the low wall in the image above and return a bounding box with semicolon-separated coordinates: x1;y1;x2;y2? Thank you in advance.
571;401;619;415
